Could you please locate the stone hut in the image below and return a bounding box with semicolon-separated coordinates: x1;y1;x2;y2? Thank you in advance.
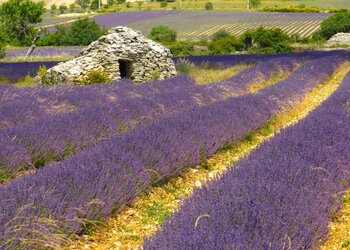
43;26;177;84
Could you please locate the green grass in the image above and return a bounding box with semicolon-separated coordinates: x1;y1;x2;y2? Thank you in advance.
185;62;253;84
13;75;40;87
141;203;173;225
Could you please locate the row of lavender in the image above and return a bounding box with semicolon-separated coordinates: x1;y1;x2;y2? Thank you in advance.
145;71;350;249
0;56;342;248
0;50;346;82
0;76;196;128
0;57;296;128
0;58;298;180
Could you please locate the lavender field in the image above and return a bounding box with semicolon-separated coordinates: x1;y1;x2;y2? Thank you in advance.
1;50;346;81
42;10;329;39
0;51;349;249
145;64;350;250
127;11;330;39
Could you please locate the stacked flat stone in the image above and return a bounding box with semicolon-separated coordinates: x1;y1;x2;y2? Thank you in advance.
42;26;177;84
327;33;350;45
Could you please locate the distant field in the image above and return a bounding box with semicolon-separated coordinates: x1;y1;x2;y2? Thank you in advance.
127;11;330;38
1;0;350;10
59;11;328;39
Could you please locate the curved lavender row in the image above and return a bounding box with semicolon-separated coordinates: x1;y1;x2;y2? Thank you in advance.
0;56;296;129
211;57;297;95
0;74;193;107
0;58;299;178
177;49;350;68
144;73;350;250
0;75;195;128
0;80;204;177
0;57;343;248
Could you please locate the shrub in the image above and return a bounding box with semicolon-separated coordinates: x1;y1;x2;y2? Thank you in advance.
50;4;57;15
169;40;195;56
250;0;260;8
90;0;99;9
211;29;230;41
313;11;350;40
107;0;115;6
208;36;243;55
85;68;110;84
148;25;177;43
262;5;342;13
150;69;160;81
38;66;60;85
137;1;143;10
59;4;67;14
69;3;76;12
176;59;195;74
205;2;213;10
241;26;292;53
160;0;167;8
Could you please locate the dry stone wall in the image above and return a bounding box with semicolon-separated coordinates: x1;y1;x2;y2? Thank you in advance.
42;26;177;84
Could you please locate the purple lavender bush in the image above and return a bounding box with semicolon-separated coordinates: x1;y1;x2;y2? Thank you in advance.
0;56;343;248
144;72;350;250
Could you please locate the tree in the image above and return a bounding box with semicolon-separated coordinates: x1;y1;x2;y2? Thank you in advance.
75;0;91;9
38;18;107;46
69;18;107;45
90;0;100;9
0;0;46;58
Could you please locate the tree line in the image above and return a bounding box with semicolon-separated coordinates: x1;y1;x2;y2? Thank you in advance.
0;0;350;59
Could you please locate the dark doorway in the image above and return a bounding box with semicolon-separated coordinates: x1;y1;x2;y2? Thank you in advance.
118;59;133;78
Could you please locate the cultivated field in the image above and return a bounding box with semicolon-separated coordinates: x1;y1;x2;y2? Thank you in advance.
127;11;330;38
0;50;350;248
1;0;350;10
42;10;330;39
